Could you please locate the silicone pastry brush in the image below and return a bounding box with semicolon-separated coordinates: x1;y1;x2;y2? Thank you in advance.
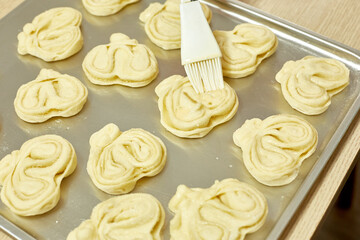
180;0;224;93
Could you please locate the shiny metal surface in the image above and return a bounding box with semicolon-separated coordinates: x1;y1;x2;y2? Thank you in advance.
0;0;359;239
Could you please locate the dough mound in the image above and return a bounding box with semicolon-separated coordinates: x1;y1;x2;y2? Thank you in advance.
275;56;350;115
213;23;277;78
139;0;212;50
17;7;83;62
233;114;318;186
83;33;158;87
82;0;139;16
87;123;167;194
0;135;76;216
14;69;88;123
169;178;268;240
155;75;239;138
67;193;165;240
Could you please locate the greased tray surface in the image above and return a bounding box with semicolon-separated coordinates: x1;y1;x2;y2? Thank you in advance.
0;0;360;239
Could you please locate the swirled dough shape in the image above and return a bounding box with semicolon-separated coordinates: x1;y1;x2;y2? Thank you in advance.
155;75;238;138
0;135;76;216
233;114;318;186
14;69;88;123
213;23;278;78
87;123;167;194
83;33;159;87
139;0;212;50
275;56;350;115
67;193;165;240
17;7;83;62
82;0;139;16
169;178;268;240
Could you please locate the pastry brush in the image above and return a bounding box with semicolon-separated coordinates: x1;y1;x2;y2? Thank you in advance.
180;0;224;93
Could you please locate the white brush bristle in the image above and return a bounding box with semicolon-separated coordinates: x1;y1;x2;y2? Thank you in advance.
184;57;224;93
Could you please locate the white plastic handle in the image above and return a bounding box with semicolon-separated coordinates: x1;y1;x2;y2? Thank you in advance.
180;0;221;65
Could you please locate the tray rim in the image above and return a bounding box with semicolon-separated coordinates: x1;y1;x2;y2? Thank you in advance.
0;0;359;240
0;215;35;240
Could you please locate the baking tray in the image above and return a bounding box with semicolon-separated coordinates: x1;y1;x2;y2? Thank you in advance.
0;0;360;239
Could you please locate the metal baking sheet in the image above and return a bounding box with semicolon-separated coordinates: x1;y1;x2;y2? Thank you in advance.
0;0;360;239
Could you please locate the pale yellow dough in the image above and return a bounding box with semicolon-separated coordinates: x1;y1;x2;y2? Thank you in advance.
14;69;88;123
17;7;83;62
0;135;76;216
155;75;239;138
139;0;212;50
213;23;277;78
233;114;318;186
169;178;268;240
82;0;139;16
275;56;350;115
87;123;167;194
83;33;159;87
67;193;165;240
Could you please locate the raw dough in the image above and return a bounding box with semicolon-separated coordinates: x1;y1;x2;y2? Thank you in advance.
67;193;165;240
0;135;76;216
14;69;88;123
213;23;277;78
83;33;159;87
233;114;318;186
82;0;139;16
275;56;350;115
87;123;167;194
17;7;83;62
169;178;268;240
139;0;212;50
155;75;238;138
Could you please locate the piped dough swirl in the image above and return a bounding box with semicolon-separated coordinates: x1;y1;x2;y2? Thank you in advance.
155;75;239;138
275;56;350;115
17;7;83;62
87;123;167;194
0;135;77;216
14;69;88;123
82;33;159;87
139;0;212;50
169;178;268;240
213;23;278;78
67;193;165;240
82;0;140;16
233;114;318;186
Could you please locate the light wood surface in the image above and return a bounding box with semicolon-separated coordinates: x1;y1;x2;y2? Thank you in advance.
242;0;360;50
0;0;359;240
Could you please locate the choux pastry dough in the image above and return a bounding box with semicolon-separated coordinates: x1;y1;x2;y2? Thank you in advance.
17;7;83;62
233;114;318;186
275;56;349;115
82;33;158;87
67;193;165;240
155;75;238;138
213;23;277;78
169;178;268;240
87;123;167;194
0;135;77;216
82;0;139;16
14;69;88;123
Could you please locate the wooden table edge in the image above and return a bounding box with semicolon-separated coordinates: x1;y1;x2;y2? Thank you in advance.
0;1;359;240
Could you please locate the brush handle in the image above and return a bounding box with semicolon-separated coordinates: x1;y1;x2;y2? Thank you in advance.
180;0;221;65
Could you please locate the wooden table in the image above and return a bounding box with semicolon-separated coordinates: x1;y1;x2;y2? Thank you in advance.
0;0;359;239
